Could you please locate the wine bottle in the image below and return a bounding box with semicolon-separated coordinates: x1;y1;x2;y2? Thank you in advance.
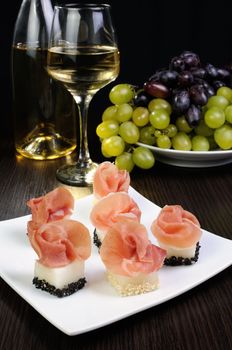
11;0;77;160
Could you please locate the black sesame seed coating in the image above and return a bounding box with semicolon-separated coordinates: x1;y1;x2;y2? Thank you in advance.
164;242;201;266
93;229;102;248
33;277;86;297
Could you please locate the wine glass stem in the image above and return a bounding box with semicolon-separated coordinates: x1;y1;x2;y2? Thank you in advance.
73;94;93;168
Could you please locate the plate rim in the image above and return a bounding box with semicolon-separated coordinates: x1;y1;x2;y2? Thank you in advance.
136;142;232;157
136;142;232;167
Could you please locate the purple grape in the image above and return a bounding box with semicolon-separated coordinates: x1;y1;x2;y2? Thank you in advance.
205;87;215;97
223;63;232;79
180;51;201;68
217;68;230;81
169;56;185;72
178;71;194;87
189;85;208;106
190;67;207;79
143;80;170;98
223;65;232;87
212;80;226;89
133;91;151;107
185;104;202;127
201;81;215;97
172;89;190;115
148;69;166;82
205;63;218;79
193;77;205;85
194;79;215;97
159;70;179;87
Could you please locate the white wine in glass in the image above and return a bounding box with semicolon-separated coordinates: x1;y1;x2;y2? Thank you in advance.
47;4;120;186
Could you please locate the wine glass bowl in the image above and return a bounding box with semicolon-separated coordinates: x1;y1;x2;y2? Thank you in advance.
47;3;120;186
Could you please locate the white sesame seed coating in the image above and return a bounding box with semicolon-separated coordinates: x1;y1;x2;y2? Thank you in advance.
107;272;159;296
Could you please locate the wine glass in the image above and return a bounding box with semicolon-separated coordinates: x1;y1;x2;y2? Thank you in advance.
47;3;120;186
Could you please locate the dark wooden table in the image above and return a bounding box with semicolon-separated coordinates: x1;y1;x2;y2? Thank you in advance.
0;141;231;350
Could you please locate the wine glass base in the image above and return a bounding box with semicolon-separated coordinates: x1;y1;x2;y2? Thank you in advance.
56;162;98;187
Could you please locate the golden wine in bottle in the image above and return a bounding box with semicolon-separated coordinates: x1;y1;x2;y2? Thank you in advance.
12;0;77;160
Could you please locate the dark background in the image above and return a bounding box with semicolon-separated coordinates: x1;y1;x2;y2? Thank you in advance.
2;0;232;154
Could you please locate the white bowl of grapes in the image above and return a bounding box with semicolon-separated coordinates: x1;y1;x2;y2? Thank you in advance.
96;51;232;171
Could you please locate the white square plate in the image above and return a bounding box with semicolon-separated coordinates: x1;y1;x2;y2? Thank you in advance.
0;187;231;336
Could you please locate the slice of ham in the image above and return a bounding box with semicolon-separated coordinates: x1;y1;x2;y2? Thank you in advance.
90;192;141;233
93;161;130;200
151;205;202;248
100;221;166;277
28;219;91;268
27;187;74;229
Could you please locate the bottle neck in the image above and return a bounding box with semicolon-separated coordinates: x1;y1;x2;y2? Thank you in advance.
13;0;54;49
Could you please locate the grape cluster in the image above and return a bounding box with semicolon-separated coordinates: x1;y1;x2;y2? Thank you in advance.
96;51;232;172
143;50;232;127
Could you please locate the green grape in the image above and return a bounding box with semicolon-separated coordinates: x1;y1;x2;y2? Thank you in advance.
163;124;178;137
102;135;125;157
156;135;172;149
154;129;162;137
176;116;193;133
194;119;214;137
217;86;232;103
148;98;172;114
214;124;232;149
149;109;170;129
172;132;192;151
119;121;140;144
132;107;149;126
96;120;119;139
101;143;112;158
139;126;155;145
224;105;232;124
109;84;134;105
115;152;135;172
191;135;210;151
116;103;133;122
206;95;229;110
132;146;155;169
102;105;118;121
204;107;225;129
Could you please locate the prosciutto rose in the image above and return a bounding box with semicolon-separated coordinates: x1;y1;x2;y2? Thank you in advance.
93;161;130;200
151;205;202;248
90;192;141;245
27;187;74;239
27;187;74;228
100;221;166;277
29;219;91;268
